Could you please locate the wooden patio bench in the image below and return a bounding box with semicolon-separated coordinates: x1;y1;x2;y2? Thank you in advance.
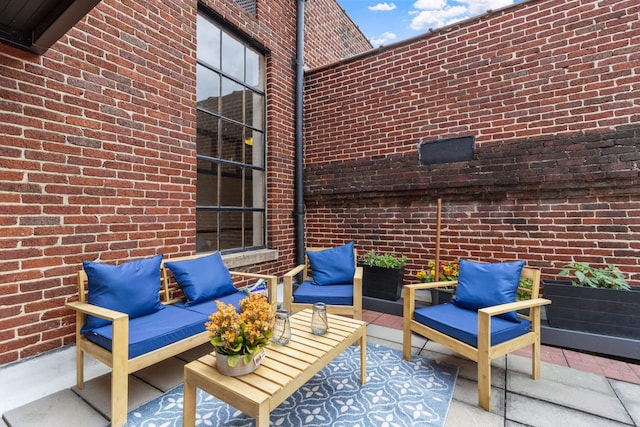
65;252;277;427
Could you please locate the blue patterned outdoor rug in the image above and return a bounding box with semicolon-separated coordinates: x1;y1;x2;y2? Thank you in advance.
120;343;458;427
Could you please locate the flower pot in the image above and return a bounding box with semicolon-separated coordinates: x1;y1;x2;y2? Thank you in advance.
543;280;640;339
215;349;265;376
361;265;405;301
430;288;455;305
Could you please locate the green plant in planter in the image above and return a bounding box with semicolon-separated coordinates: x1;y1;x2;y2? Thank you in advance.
517;277;533;301
559;263;630;290
360;250;407;269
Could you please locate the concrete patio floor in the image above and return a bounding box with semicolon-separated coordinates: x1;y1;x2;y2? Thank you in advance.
2;310;639;427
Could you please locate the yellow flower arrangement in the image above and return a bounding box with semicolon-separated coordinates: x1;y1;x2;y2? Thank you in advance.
205;292;275;367
416;260;459;283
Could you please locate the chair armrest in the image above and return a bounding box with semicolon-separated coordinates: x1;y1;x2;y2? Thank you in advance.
403;280;458;291
283;264;306;311
354;266;363;281
404;280;458;320
229;271;278;305
66;301;129;322
353;265;363;294
283;264;306;279
478;298;551;317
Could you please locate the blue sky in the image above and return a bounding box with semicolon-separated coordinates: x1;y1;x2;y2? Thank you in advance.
336;0;522;47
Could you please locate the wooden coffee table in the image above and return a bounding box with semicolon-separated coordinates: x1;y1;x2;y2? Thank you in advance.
182;309;366;427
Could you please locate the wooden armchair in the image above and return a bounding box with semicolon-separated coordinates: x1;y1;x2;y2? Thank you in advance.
403;259;551;411
283;243;362;320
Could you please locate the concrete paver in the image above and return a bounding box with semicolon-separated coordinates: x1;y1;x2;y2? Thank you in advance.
611;380;640;426
506;393;631;427
2;310;639;427
72;374;162;421
3;390;106;427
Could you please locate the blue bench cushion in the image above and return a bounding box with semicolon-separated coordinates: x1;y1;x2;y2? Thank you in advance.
414;304;530;348
84;305;209;359
293;280;353;305
306;242;355;286
164;252;237;306
81;254;164;333
176;291;247;316
452;259;525;322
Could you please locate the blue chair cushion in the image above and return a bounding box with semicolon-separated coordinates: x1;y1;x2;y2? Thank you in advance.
81;255;164;333
84;305;209;359
414;304;530;348
306;242;356;286
176;291;247;316
452;259;525;322
165;252;237;305
293;280;353;305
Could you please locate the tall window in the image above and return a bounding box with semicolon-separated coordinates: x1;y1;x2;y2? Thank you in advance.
196;12;266;253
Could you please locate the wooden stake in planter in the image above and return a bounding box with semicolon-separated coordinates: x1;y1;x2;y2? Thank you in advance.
434;198;442;282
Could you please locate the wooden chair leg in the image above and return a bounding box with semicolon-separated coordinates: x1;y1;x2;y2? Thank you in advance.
110;368;128;427
110;317;129;427
76;343;84;389
532;339;541;380
477;356;491;411
478;313;491;411
75;312;85;389
531;306;542;380
402;326;413;361
402;286;415;361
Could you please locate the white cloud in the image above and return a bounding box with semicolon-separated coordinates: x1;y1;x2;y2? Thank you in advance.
370;31;397;46
368;2;397;12
413;0;447;9
409;0;515;31
410;5;467;30
457;0;515;16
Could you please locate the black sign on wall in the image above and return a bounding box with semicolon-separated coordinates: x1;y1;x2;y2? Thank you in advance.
418;136;475;165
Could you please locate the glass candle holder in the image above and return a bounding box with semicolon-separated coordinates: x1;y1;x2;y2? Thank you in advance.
272;309;291;345
311;302;328;335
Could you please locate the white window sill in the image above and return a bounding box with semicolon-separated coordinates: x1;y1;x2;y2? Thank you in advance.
221;248;278;269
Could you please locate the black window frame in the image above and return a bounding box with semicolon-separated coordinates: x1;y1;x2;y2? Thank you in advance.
195;8;267;254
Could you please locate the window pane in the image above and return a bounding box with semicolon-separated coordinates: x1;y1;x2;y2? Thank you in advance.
196;112;219;158
196;210;218;252
220;211;243;250
196;160;218;206
221;76;244;123
196;11;266;253
221;32;244;81
196;64;220;114
220;119;244;162
220;163;243;206
245;90;263;128
197;15;220;69
245;169;264;208
245;47;263;89
245;211;264;247
245;131;264;168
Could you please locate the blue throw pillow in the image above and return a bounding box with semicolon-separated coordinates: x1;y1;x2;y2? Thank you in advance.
82;254;164;332
165;252;237;305
452;259;525;322
307;242;356;286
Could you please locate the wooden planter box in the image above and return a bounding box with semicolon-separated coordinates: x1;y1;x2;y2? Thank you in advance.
542;280;640;339
361;266;404;301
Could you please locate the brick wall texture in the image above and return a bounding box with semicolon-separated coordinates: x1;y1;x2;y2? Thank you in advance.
0;0;368;364
0;0;638;365
303;0;640;285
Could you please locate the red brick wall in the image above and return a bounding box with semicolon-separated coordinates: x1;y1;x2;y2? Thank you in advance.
0;0;369;364
304;0;372;68
303;0;640;285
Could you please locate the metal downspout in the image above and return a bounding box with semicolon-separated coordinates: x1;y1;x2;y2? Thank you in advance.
294;0;305;265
